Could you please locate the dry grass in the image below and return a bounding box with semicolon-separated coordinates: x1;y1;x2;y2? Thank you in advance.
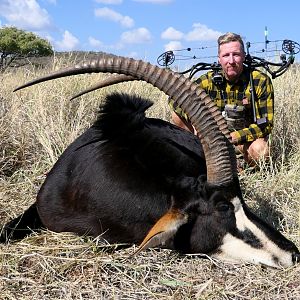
0;233;299;300
0;59;299;299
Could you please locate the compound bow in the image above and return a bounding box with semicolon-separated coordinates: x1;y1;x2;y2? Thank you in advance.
157;39;299;80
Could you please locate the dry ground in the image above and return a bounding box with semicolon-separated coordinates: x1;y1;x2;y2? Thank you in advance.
0;57;299;299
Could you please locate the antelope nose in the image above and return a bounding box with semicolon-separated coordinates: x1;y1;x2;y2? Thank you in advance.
292;252;300;263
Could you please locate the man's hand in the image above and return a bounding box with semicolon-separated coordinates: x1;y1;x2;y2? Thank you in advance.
230;131;239;144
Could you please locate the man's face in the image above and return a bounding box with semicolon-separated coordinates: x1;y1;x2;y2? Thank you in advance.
218;41;245;82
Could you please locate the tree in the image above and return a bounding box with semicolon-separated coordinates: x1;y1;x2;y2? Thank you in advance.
0;26;53;71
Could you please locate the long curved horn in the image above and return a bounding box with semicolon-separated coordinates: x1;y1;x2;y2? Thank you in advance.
14;56;237;186
70;74;136;100
15;59;231;141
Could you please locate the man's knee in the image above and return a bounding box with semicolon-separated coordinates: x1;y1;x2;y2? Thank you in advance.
248;138;269;161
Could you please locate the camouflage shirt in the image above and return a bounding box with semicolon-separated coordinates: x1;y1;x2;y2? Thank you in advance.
170;68;274;145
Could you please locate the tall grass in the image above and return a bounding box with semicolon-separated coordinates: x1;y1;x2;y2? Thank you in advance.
0;58;299;299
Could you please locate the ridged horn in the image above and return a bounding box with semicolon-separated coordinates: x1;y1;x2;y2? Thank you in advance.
70;74;135;100
14;55;237;186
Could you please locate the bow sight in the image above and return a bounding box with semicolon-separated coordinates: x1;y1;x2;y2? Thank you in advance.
157;39;299;80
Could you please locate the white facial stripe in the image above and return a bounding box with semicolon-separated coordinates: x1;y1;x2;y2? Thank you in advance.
214;233;279;267
219;197;294;268
231;197;246;231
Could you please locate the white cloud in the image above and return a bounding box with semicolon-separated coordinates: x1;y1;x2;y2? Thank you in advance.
0;0;51;30
88;36;103;49
133;0;173;3
94;7;134;28
95;0;123;4
185;23;222;41
121;27;152;44
55;30;79;51
127;51;138;58
161;27;183;40
164;41;183;51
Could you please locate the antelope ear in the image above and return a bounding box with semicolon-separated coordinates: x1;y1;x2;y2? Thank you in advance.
133;209;188;255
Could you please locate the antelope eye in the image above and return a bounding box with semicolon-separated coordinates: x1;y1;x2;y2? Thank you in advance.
216;202;231;212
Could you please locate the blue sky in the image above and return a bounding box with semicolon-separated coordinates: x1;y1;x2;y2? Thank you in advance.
0;0;299;67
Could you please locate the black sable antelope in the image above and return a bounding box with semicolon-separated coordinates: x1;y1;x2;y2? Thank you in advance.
1;56;299;268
